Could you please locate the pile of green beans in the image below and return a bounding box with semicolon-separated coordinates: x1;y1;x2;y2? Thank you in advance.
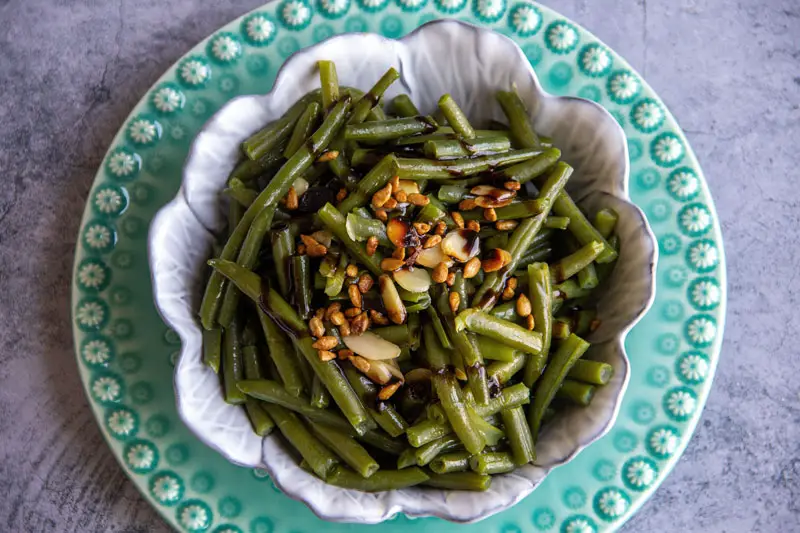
198;61;620;493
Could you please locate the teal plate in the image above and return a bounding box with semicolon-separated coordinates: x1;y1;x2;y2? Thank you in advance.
71;2;726;532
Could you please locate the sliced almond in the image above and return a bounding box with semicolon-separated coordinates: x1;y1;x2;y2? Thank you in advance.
397;179;420;195
310;230;333;248
386;218;419;248
416;244;454;268
378;381;403;400
470;185;515;201
441;229;481;262
343;331;402;360
292;177;309;197
393;267;432;293
381;258;406;271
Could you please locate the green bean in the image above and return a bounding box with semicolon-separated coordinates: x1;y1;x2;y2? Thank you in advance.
244;400;275;436
424;472;491;491
487;352;527;385
326;465;429;491
228;145;285;184
324;251;348;298
271;223;295;297
317;60;339;111
337;154;397;214
595;234;620;283
396;129;511;146
345;213;391;247
283;102;321;159
319;203;383;276
528;334;590;438
437;185;467;204
501;406;536;465
524;262;552;387
217;206;277;328
426;306;454;350
343;364;408;438
344;116;437;142
388;94;419;117
556;379;596;406
432;373;484;454
568;359;614;385
552;318;572;339
402;297;430;313
242;97;309;160
372;325;410;346
259;311;306;397
429;451;472;474
310;376;331;409
476;335;519;362
498;148;561;186
438;94;476;139
496;89;541;149
551;241;604;283
574;309;597;336
222;320;246;404
242;345;263;380
552;192;617;263
422;323;450;371
397;448;418;469
408;312;421;350
455;310;543;355
395;148;541;180
469;451;516;475
545;216;570;230
405;383;530;447
423;136;511;159
593;208;618;239
199;97;351;329
577;262;599;289
368;106;388;121
489;301;518;322
292;255;313;319
473;163;570;310
224;178;258;207
327;136;351;180
202;328;222;373
308;420;379;478
416;194;453;224
358;430;406;456
554;279;591;301
262;403;339;479
349;68;400;125
414;435;461;466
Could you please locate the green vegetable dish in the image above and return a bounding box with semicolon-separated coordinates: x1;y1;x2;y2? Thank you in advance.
199;61;620;493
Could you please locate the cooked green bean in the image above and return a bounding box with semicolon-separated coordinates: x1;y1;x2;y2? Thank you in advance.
326;465;429;492
395;148;541;180
554;279;592;301
568;359;614;385
271;223;295;297
338;154;398;212
388;94;420;117
414;434;462;466
469;451;516;475
574;309;596;336
438;94;476;139
242;97;309;160
292;255;313;319
496;89;541;149
476;335;519;362
397;448;418;469
342;363;408;438
319;203;383;276
429;451;472;474
311;376;331;409
432;373;484;454
551;241;604;283
501;406;536;465
345;116;437;142
224;178;258;207
422;323;450;371
345;213;391;247
497;147;562;185
423;136;512;159
284;102;321;158
426;306;454;350
242;345;263;380
324;251;348;298
593;208;618;239
528;334;590;438
317;60;339;111
263;403;339;479
228;144;285;184
202;328;222;373
258;310;307;397
577;262;599;289
487;352;527;385
424;471;491;491
308;420;379;478
524;262;552;388
556;379;596;406
239;380;353;431
349;68;399;124
372;325;410;346
552;192;618;263
437;185;467;203
244;400;275;436
455;309;543;355
223;319;246;404
552;317;572;340
545;216;570;230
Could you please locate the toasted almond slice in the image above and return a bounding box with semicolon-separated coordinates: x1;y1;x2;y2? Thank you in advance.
397;179;420;195
416;244;454;268
441;229;481;262
310;230;332;248
292;177;309;197
343;331;402;360
393;267;432;293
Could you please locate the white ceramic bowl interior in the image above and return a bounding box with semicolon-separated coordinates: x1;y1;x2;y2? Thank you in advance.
149;20;657;524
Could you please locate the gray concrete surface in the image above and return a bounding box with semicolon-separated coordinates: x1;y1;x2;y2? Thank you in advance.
1;0;798;531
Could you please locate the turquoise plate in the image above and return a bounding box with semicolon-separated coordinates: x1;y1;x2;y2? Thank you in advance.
70;1;726;531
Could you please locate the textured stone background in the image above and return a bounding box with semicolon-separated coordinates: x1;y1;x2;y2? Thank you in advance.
1;0;798;531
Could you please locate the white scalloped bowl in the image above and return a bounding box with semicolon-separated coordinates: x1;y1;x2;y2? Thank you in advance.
148;20;657;524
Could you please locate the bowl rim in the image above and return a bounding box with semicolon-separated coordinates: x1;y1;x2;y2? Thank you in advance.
148;18;658;524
